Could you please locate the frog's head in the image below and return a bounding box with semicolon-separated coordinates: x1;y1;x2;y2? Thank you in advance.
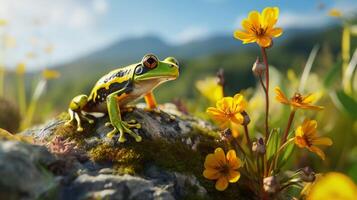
133;54;179;82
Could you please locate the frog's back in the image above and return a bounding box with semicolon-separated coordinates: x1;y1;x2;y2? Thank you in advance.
87;64;137;106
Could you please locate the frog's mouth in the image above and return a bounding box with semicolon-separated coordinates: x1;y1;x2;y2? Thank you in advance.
134;68;179;82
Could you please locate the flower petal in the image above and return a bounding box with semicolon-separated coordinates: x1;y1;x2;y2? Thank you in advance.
241;19;254;33
203;169;221;180
215;176;229;191
233;31;256;43
228;170;241;183
295;135;308;148
231;113;244;125
204;154;219;169
267;27;283;37
301;119;318;135
274;86;290;104
214;148;227;165
309;146;326;160
312;137;333;146
248;11;261;30
257;36;272;47
226;150;241;169
302;93;316;104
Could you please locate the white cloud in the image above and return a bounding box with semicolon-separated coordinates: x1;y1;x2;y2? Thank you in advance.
175;26;209;44
0;0;109;70
93;0;108;14
278;12;329;29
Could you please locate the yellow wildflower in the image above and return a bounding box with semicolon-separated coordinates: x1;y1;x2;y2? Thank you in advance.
328;9;342;18
294;119;332;160
306;172;357;200
42;69;61;80
0;19;7;26
4;34;16;48
274;87;323;111
207;93;247;129
203;148;242;191
234;7;283;47
16;62;26;75
196;77;223;103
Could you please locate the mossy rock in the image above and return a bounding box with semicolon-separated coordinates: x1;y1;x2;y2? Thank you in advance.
20;104;235;199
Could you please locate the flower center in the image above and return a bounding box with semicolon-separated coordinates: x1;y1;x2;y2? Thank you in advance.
218;164;230;175
303;135;313;147
251;26;267;37
292;93;303;103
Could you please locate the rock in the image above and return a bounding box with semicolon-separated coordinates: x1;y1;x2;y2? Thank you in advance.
11;103;218;200
61;174;175;200
0;140;58;200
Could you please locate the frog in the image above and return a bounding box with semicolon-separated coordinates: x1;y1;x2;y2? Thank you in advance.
65;54;179;143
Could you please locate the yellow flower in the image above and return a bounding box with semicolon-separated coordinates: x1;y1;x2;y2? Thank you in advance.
206;93;247;129
306;172;357;200
203;148;242;191
42;69;61;80
328;9;342;18
294;119;332;160
274;87;323;111
196;77;223;104
234;7;283;47
0;19;7;26
16;62;26;75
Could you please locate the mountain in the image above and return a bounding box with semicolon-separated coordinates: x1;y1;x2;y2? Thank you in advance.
42;25;354;110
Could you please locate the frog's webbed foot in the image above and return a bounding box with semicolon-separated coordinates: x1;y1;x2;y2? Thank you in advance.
106;120;142;143
65;109;94;132
65;95;94;132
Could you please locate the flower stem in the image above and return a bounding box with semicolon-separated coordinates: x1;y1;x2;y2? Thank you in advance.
244;125;252;151
17;73;26;116
260;47;270;142
282;110;296;144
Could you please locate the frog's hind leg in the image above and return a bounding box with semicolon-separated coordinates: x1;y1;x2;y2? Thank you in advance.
65;94;94;132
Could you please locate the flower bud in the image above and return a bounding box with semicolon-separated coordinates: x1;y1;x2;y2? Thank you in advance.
252;57;265;76
263;176;279;193
241;111;250;126
300;166;315;182
252;138;266;154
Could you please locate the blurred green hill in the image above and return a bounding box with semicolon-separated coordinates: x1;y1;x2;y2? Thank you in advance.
25;24;356;111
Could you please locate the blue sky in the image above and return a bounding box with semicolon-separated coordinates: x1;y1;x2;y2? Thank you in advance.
0;0;356;70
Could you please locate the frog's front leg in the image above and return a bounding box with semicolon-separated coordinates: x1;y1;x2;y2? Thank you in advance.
65;95;94;132
106;92;142;143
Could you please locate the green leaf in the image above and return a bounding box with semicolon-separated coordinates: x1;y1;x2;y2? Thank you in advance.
323;59;342;88
277;131;295;169
266;128;281;161
330;90;357;120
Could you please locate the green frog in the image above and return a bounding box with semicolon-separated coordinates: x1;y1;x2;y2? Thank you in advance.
65;54;179;143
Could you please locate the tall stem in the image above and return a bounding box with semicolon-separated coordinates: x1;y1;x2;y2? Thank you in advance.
261;47;270;141
244;125;252;152
282;110;296;144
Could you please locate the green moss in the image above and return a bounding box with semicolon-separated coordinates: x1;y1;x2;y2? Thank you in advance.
53;113;246;199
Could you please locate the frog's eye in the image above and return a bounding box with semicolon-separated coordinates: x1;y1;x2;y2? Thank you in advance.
142;54;158;69
164;57;179;67
170;58;179;67
135;66;144;75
